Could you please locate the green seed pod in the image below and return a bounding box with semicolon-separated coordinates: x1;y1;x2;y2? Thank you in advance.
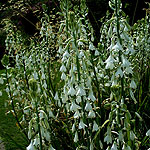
1;54;9;67
29;78;38;92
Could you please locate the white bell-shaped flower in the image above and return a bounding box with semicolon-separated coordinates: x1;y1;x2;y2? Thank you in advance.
76;96;82;104
72;123;76;132
60;64;67;72
74;131;79;143
76;86;86;96
27;141;36;150
88;110;96;118
88;90;96;102
68;86;76;96
63;51;70;58
85;101;93;111
61;72;66;80
122;55;130;67
54;92;59;101
79;119;87;129
70;101;81;112
130;79;137;89
74;110;81;119
92;121;99;132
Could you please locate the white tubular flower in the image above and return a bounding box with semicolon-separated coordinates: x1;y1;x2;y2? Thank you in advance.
61;72;66;80
124;67;133;74
27;141;36;150
74;131;79;143
79;119;87;129
68;86;76;96
112;42;123;51
85;101;93;111
115;67;123;78
63;51;70;58
70;101;81;112
105;54;115;70
88;110;96;118
95;49;100;56
88;90;96;102
89;42;95;50
74;110;81;119
111;142;117;150
33;138;40;146
76;86;86;96
76;96;82;104
92;121;99;132
121;55;130;67
130;79;137;89
54;92;59;101
72;123;76;133
60;64;67;72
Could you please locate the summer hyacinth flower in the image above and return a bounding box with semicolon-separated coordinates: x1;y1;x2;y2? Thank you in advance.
74;131;79;143
27;141;36;150
70;101;81;111
74;110;81;119
68;86;76;96
79;119;87;129
105;54;115;70
92;121;99;132
85;101;93;111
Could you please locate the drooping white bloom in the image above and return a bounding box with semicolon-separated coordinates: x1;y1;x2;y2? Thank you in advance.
76;96;82;104
85;101;93;111
76;86;86;96
112;42;123;51
79;119;87;129
60;64;67;72
105;55;115;70
115;67;123;78
122;55;130;67
70;101;81;111
54;92;59;101
88;91;96;102
89;42;95;50
130;79;137;89
0;91;2;96
88;110;96;118
124;67;133;74
146;129;150;137
33;138;40;146
0;77;4;84
27;141;36;150
72;123;76;132
130;131;136;141
92;121;99;132
111;142;117;150
68;86;76;96
74;131;79;143
74;110;81;119
95;50;100;56
61;72;66;80
63;51;70;58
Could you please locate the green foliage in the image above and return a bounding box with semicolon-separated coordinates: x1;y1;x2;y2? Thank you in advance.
0;0;150;150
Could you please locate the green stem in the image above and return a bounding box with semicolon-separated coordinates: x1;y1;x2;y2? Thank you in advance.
5;68;29;142
115;0;124;99
35;98;42;150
